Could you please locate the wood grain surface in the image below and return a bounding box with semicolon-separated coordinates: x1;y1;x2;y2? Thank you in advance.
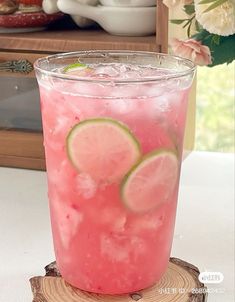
30;258;207;302
0;130;45;170
156;0;169;53
0;52;49;78
0;30;158;53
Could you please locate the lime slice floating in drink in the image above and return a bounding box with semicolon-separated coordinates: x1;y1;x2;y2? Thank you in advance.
63;62;87;73
63;62;93;76
121;150;179;213
66;118;141;182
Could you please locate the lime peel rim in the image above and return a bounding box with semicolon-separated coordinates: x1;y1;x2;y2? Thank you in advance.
63;62;88;73
66;117;142;174
121;148;179;213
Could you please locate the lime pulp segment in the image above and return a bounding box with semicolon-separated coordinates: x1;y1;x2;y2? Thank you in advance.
66;118;142;182
121;149;179;213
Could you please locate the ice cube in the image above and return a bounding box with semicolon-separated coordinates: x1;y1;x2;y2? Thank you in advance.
129;214;164;234
75;173;97;199
47;159;77;196
130;236;147;256
100;233;147;263
99;207;127;231
52;196;83;249
100;234;129;262
93;64;120;78
109;99;134;114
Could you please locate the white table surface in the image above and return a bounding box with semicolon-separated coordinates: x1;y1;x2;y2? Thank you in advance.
0;151;234;302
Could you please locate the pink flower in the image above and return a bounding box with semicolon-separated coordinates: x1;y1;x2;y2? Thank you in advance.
163;0;193;8
170;38;212;66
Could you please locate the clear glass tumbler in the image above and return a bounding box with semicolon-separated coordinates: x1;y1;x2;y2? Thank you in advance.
34;51;195;294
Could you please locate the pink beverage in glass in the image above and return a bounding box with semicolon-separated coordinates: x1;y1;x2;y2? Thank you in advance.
35;51;195;294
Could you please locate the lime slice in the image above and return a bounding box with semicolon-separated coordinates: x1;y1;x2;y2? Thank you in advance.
66;118;141;182
121;149;179;213
63;62;88;73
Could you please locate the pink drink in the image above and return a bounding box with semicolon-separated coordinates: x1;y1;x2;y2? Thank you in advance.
35;52;195;294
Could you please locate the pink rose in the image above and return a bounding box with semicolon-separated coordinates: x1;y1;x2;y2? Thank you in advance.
170;38;212;66
163;0;193;8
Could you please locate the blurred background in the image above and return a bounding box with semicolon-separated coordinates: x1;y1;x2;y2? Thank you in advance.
169;6;234;154
196;62;234;153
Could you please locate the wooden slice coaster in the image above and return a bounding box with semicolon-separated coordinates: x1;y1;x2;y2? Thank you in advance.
30;258;207;302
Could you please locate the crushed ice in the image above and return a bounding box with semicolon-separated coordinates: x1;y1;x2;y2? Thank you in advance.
75;173;97;199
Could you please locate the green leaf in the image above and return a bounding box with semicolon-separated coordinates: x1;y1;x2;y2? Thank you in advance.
193;29;211;41
195;20;202;32
183;19;192;28
187;22;193;38
212;35;221;45
203;0;228;13
183;15;196;29
194;30;235;67
170;19;187;24
198;0;217;4
184;4;195;15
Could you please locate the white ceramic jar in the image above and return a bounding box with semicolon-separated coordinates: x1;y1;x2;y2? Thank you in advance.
42;0;99;27
99;0;156;7
57;0;156;36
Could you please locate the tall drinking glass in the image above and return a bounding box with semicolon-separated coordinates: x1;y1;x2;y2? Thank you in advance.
34;51;195;294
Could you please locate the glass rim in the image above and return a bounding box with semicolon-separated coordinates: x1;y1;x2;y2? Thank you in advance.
34;50;196;84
